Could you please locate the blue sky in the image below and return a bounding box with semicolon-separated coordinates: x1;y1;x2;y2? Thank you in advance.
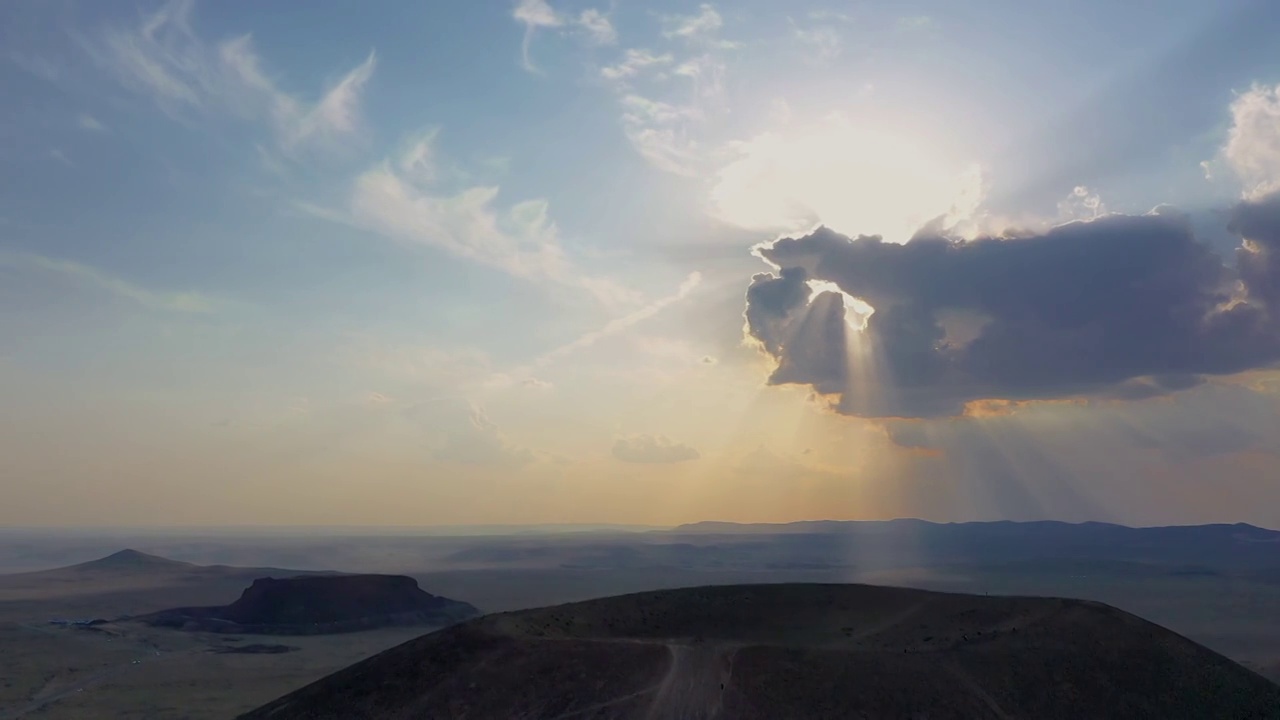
3;0;1280;527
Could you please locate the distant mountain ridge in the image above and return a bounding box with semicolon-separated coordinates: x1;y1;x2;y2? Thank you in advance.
440;519;1280;574
665;519;1280;569
672;518;1280;535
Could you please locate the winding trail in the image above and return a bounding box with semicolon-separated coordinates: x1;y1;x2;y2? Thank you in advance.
538;637;742;719
645;642;738;720
545;684;660;720
945;662;1013;720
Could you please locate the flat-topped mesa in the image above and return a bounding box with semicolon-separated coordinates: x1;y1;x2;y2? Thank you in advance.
225;575;457;625
139;574;479;635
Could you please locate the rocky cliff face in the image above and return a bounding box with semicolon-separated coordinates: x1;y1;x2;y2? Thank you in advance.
140;574;479;634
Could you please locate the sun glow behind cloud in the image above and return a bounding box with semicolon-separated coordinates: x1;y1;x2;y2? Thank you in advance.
805;280;874;331
710;115;981;242
9;0;1280;529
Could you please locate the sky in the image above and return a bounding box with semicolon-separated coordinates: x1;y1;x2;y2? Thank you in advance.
3;0;1280;527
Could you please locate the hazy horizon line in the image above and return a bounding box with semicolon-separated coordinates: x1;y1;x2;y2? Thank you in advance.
1;517;1275;535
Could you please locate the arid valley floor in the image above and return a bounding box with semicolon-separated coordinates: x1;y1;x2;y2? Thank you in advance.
2;521;1279;718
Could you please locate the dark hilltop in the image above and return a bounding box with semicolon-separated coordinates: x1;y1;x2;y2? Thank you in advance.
240;582;1280;719
140;573;479;635
68;548;200;572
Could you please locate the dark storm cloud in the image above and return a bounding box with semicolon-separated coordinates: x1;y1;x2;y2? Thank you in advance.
743;195;1280;417
1229;190;1280;310
884;380;1279;468
744;266;813;357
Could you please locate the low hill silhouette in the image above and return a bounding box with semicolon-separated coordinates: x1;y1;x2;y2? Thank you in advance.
434;519;1280;575
0;549;348;621
67;548;199;572
241;583;1280;719
140;574;479;635
6;548;329;582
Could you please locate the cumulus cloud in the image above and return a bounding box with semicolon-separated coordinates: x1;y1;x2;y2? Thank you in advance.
612;434;700;463
94;0;374;154
1057;185;1107;221
1207;82;1280;197
1228;190;1280;311
743;203;1280;417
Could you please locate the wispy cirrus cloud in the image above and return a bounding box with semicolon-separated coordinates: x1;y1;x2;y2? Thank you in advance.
0;250;217;313
600;48;672;81
8;51;61;81
430;401;535;467
338;274;703;395
304;130;641;307
616;95;703;176
660;4;730;45
532;270;702;367
218;34;376;152
511;3;735;175
577;9;617;46
612;434;700;463
594;4;736;176
513;0;617;72
339;339;496;387
91;0;375;155
513;0;564;73
77;114;109;133
789;18;842;62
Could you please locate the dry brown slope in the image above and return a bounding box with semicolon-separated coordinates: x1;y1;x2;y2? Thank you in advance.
241;583;1280;720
